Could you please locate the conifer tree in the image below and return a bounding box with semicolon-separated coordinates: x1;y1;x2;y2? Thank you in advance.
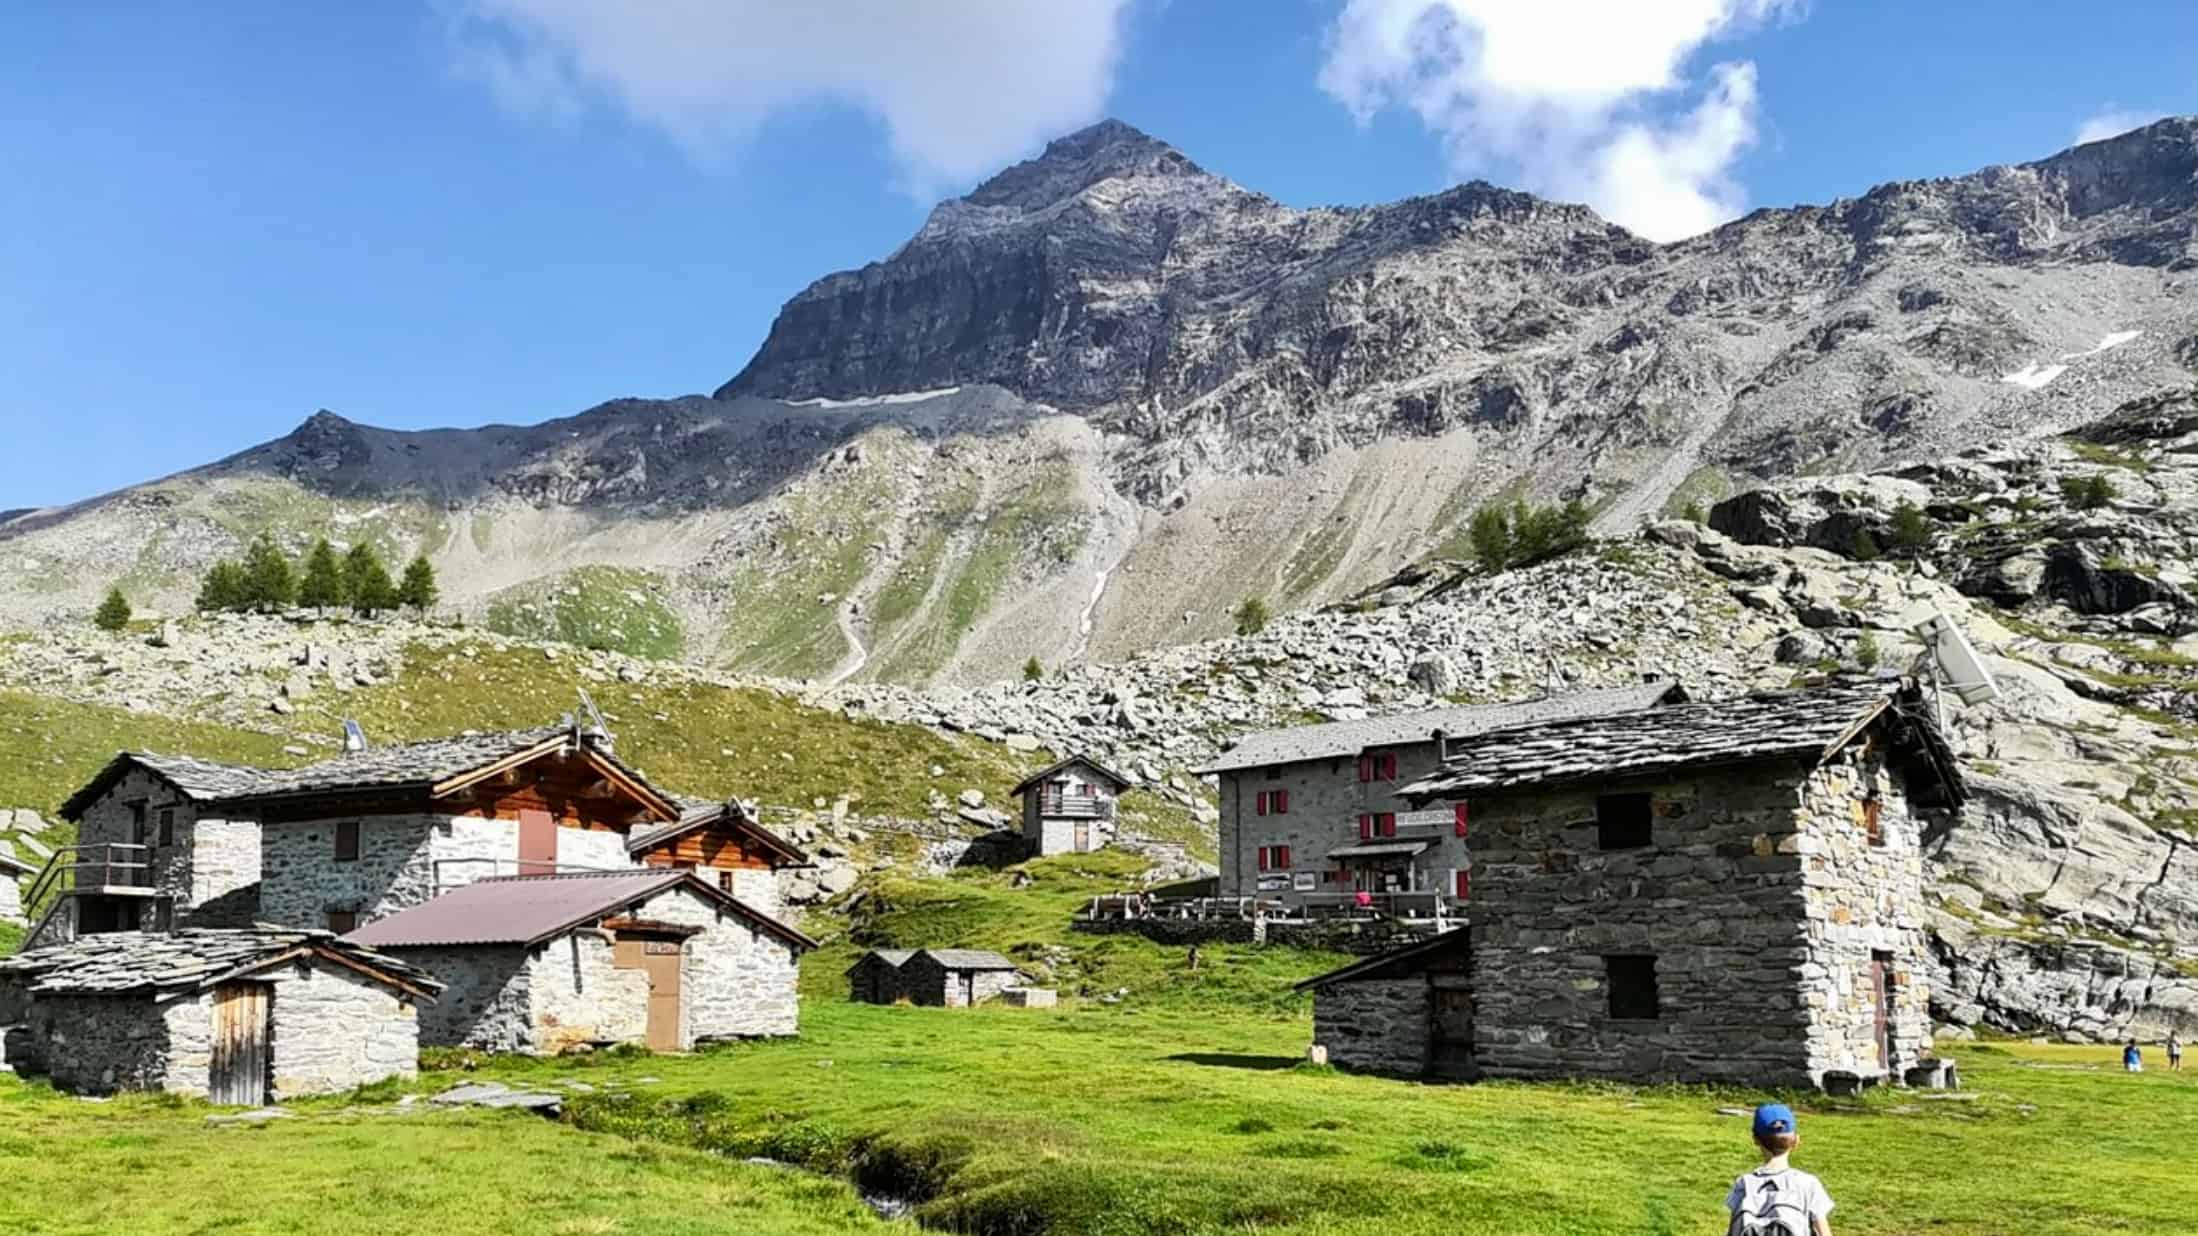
344;544;398;616
397;554;439;616
93;586;132;632
196;561;250;613
241;535;297;611
298;538;346;611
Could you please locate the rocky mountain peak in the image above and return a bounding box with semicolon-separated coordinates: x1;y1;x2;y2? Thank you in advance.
961;118;1215;212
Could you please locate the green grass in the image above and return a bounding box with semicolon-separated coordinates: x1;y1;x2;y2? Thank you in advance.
2065;441;2152;473
0;689;299;819
483;565;687;660
1658;465;1737;519
0;1081;889;1234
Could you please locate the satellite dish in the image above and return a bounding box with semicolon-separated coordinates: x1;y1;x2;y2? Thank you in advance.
1910;609;2002;706
341;718;369;753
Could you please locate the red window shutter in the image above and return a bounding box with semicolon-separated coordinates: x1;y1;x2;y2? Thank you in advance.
1282;845;1293;868
1255;791;1268;816
1358;814;1372;840
1381;753;1398;781
1257;847;1268;871
1454;802;1470;838
1275;790;1289;814
1358;756;1373;783
1454;869;1470;900
1380;813;1397;837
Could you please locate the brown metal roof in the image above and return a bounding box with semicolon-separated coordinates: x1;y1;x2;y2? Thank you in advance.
344;870;816;951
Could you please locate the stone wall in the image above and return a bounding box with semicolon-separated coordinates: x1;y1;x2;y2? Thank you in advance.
1464;764;1819;1087
30;993;211;1097
73;769;260;923
1795;749;1934;1081
1314;979;1430;1075
400;946;533;1051
647;886;802;1040
269;961;422;1098
1071;914;1433;955
1217;739;1457;910
722;866;782;919
527;931;651;1053
186;816;262;925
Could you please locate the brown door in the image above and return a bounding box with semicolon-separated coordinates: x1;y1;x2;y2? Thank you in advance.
517;808;557;876
643;941;683;1051
1073;821;1090;852
960;972;976;1007
210;983;270;1106
1870;957;1892;1071
1429;983;1475;1080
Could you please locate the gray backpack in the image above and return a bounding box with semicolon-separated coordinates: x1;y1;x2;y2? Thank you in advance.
1735;1170;1810;1236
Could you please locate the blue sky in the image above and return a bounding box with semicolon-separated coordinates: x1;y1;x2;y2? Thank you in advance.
3;1;2193;508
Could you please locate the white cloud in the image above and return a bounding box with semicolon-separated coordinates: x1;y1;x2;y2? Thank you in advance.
442;0;1136;194
1318;0;1801;242
2073;107;2163;147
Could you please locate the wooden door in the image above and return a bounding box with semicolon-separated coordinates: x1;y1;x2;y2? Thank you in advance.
1429;983;1475;1080
517;808;557;876
960;972;976;1007
1870;959;1892;1071
643;942;683;1051
1073;821;1090;852
210;983;270;1106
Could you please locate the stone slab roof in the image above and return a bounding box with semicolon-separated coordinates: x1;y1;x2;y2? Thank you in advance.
1195;681;1682;775
0;928;441;998
1398;680;1961;804
846;949;917;974
1294;927;1469;991
346;870;817;952
916;948;1019;972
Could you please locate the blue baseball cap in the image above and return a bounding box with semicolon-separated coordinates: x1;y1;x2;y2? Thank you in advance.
1752;1103;1798;1138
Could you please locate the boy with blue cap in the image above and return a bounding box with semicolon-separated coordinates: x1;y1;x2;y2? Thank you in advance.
1725;1102;1834;1236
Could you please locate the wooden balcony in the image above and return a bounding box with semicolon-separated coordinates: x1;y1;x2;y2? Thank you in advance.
1038;794;1115;821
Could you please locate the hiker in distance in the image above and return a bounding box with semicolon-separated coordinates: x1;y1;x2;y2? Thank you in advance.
2169;1031;2183;1072
1726;1103;1834;1236
2124;1040;2143;1073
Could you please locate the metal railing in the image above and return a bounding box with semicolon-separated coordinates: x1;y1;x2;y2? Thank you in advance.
1086;890;1461;924
429;855;632;895
21;843;156;951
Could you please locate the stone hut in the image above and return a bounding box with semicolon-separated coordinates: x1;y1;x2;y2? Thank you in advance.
347;869;814;1054
897;948;1021;1007
0;848;32;925
1299;681;1964;1090
1013;756;1131;857
0;929;439;1104
1198;682;1682;914
845;949;916;1004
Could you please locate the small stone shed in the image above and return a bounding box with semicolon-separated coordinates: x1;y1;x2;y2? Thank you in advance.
1302;681;1964;1090
1013;756;1131;856
898;948;1022;1008
347;869;815;1054
0;848;33;925
0;929;440;1104
845;949;916;1004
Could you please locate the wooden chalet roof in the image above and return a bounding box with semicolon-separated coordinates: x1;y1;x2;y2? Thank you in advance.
344;870;817;952
629;801;810;866
1293;928;1469;991
0;929;441;999
1195;681;1682;775
1397;680;1964;807
1011;755;1132;796
63;724;682;823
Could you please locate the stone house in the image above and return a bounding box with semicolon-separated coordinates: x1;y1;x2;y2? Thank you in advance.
45;753;274;941
1198;682;1682;915
0;929;439;1104
896;948;1022;1007
845;949;916;1004
1012;756;1131;856
346;869;814;1053
0;848;32;925
1296;681;1964;1090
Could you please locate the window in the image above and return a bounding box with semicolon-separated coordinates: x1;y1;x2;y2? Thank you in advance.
326;910;358;934
1379;753;1399;781
1378;813;1397;837
1605;955;1660;1020
333;821;360;862
1453;802;1470;838
1862;797;1885;848
718;870;737;894
1257;845;1291;870
158;808;175;847
1596;794;1653;850
1272;789;1290;814
127;801;148;846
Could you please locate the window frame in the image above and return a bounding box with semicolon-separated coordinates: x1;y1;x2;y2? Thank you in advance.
326;909;358;934
333;820;360;863
1862;797;1885;848
1595;793;1654;851
157;807;176;847
1604;954;1660;1021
